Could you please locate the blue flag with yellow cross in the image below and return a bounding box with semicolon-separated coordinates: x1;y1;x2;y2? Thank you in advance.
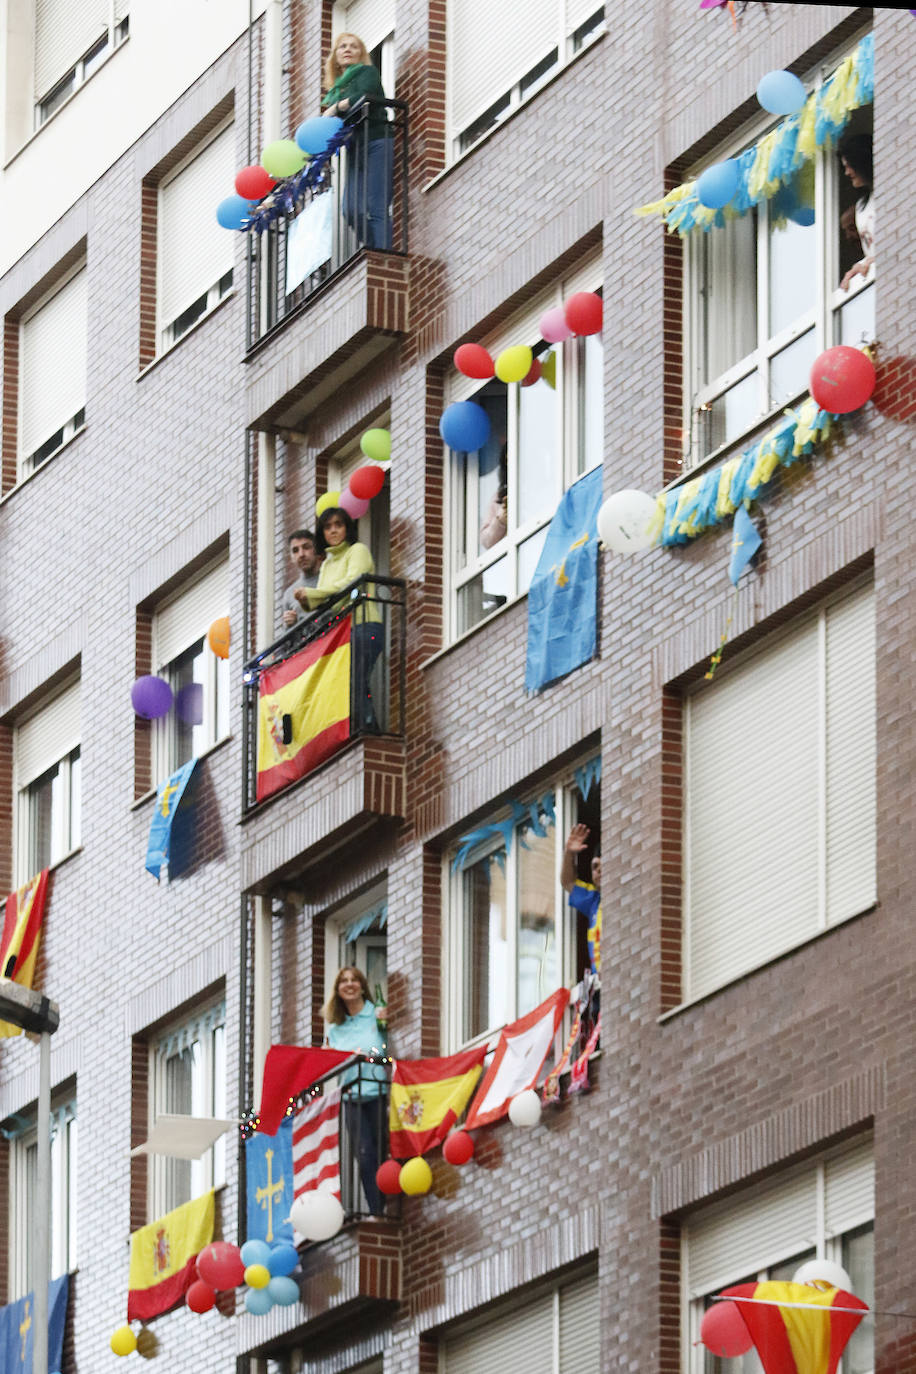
246;1116;295;1244
0;1273;69;1374
525;467;603;692
145;759;197;880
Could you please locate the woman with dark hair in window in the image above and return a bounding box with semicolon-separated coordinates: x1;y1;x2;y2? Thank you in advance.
322;33;393;250
294;506;383;730
323;966;388;1215
838;133;874;293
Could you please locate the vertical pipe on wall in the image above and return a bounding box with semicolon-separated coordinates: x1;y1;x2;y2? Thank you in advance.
252;895;273;1096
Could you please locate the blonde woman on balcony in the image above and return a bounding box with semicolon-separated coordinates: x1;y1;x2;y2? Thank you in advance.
322;32;393;250
295;507;383;730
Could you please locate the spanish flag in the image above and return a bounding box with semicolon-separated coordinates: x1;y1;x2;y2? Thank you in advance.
257;618;351;801
721;1281;868;1374
389;1047;487;1158
127;1190;214;1320
0;869;49;1038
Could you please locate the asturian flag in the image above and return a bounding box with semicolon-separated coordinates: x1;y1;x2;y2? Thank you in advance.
0;869;50;1039
127;1190;214;1320
246;1118;294;1245
145;759;197;880
293;1086;343;1197
388;1048;486;1158
0;1274;69;1374
257;618;352;801
466;989;568;1129
720;1282;868;1374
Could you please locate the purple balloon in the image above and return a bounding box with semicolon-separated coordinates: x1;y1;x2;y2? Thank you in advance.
339;488;371;519
539;306;572;343
176;681;204;726
131;675;173;720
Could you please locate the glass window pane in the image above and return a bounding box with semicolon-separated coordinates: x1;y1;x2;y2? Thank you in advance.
518;526;548;596
28;770;55;872
67;1116;78;1273
164;1047;194;1206
215;656;229;742
516;829;557;1017
173;639;207;764
769;329;817;409
49;767;65;862
699;213;757;387
768;217;816;337
212;1025;226;1188
463;853;508;1040
518;362;559;528
700;371;760;455
457;556;509;634
838;282;875;347
69;750;81;851
578;334;603;476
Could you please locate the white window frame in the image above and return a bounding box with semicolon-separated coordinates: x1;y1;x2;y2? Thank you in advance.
682;1141;874;1374
18;262;88;480
445;259;603;643
14;678;82;885
6;1095;78;1300
148;999;226;1218
683;35;874;471
34;1;129;127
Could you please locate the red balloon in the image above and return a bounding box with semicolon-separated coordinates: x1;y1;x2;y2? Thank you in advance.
376;1159;404;1195
442;1130;474;1166
196;1241;245;1290
564;291;603;336
699;1302;753;1358
521;358;542;388
235;165;276;200
349;465;386;501
187;1280;217;1314
454;343;494;380
809;346;876;414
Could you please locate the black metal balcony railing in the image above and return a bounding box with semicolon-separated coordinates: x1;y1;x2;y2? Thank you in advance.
246;98;408;350
313;1058;392;1221
242;574;406;812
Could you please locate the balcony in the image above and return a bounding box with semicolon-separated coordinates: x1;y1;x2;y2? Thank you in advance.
244;99;409;434
240;576;407;892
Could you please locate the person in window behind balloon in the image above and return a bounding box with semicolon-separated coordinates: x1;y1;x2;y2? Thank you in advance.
838;133;874;293
322;32;393;250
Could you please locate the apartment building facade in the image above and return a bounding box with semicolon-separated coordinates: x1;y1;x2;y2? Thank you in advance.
0;1;911;1371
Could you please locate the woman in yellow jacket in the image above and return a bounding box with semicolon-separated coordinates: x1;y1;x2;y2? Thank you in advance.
294;507;383;730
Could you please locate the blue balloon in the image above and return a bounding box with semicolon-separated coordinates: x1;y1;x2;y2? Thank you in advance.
439;401;492;452
267;1275;300;1307
696;159;740;210
788;205;816;227
295;116;343;156
240;1239;272;1267
267;1243;300;1277
756;69;806;115
244;1287;274;1315
216;194;253;230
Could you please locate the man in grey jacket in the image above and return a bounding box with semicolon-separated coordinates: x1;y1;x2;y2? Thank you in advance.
281;529;323;628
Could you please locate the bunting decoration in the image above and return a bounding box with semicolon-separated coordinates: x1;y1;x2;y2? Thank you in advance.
452;792;556;873
635;34;873;235
573;755;602;801
127;1190;215;1321
0;869;50;1037
729;505;763;585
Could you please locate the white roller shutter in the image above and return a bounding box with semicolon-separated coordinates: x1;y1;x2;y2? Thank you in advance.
34;0;108;98
825;1142;874;1237
449;0;558;139
337;0;394;55
557;1271;600;1368
686;1170;817;1298
153;557;229;668
20;268;87;461
158;124;235;332
442;1271;598;1373
15;679;81;788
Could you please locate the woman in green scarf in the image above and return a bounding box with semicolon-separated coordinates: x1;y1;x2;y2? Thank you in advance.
322;33;393;250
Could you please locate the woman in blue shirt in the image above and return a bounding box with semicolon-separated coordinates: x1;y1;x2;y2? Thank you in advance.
323;966;388;1214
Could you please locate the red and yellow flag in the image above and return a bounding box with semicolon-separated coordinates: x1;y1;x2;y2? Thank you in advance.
257;618;351;801
0;869;50;1038
721;1281;868;1374
389;1047;487;1158
127;1190;215;1320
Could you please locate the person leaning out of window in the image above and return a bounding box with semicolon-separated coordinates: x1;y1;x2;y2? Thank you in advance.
838;132;874;293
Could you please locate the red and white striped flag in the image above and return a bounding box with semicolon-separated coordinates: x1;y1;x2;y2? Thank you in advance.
292;1086;342;1199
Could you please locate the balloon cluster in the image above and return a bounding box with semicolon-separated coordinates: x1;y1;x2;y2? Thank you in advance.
186;1238;302;1319
315;429;390;521
130;620;229;721
216;118;345;231
375;1156;434;1196
439;292;603;452
109;1325;156;1358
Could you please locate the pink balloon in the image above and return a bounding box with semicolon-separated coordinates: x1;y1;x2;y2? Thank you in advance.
339;488;370;518
699;1303;753;1358
539;307;572;343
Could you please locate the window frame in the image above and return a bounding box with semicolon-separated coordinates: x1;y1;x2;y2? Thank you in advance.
34;9;130;128
13;678;82;885
6;1094;78;1301
147;998;226;1218
17;261;88;481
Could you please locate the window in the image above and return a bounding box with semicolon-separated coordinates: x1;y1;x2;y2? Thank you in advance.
440;1267;599;1371
446;771;599;1049
151;556;230;780
149;1000;225;1216
158;121;235;351
5;1094;77;1300
14;678;81;884
324;885;388;1013
682;579;875;1002
446;261;603;638
448;1;604;155
685;51;873;468
34;0;129;126
19;265;87;477
683;1141;874;1374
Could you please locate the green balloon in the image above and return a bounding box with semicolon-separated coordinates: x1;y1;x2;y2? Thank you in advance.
360;428;391;463
261;140;307;179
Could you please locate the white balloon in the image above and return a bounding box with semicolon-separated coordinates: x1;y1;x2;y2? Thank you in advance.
289;1189;344;1241
792;1258;853;1292
508;1088;542;1127
597;489;658;554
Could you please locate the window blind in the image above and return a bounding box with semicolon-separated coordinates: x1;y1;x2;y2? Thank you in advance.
448;0;558;140
153;557;229;668
158;124;235;333
338;0;394;56
15;679;81;789
442;1270;598;1373
20;268;87;461
34;0;108;98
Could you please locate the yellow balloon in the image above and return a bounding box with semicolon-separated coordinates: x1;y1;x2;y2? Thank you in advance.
245;1263;271;1289
399;1156;433;1195
110;1326;137;1357
494;345;533;384
316;490;341;517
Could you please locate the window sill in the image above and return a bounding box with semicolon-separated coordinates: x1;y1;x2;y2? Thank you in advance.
420;588;529;671
136;291;236;382
131;734;233;810
16;845;83;888
671;386;814;492
0;425;88;507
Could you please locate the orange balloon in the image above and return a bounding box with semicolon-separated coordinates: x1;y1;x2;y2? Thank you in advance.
207;616;230;659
